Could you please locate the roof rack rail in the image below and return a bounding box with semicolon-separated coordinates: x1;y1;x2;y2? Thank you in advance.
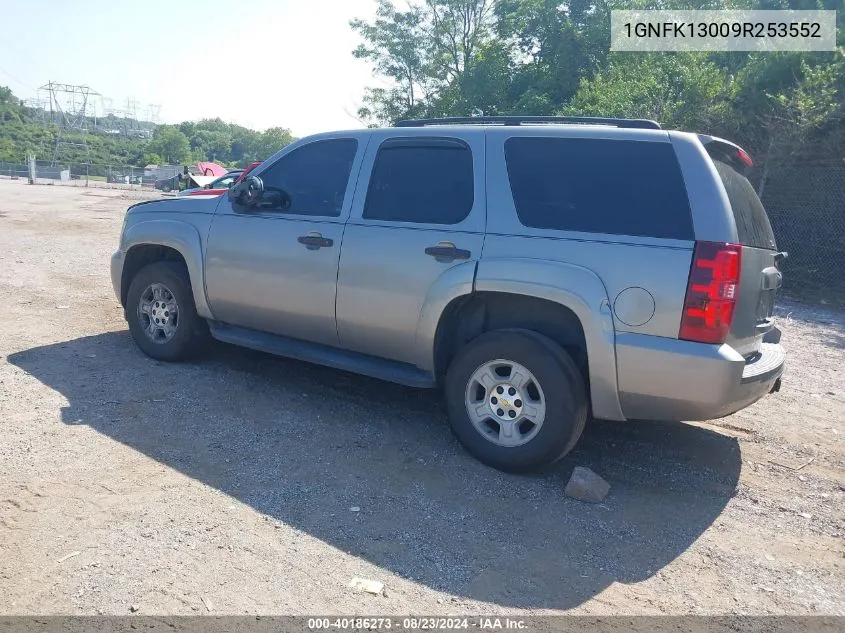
395;116;661;130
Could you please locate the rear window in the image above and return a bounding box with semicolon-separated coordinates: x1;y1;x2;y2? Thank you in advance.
504;137;694;240
712;159;777;250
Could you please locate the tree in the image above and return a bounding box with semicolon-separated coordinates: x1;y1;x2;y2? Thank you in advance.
729;50;845;196
142;152;163;166
351;0;429;123
427;0;495;82
350;0;494;124
0;86;22;124
494;0;611;108
565;53;729;132
149;126;191;165
0;136;16;162
191;129;232;162
253;127;295;161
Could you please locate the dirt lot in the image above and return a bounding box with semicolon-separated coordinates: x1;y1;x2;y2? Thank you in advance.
0;179;843;616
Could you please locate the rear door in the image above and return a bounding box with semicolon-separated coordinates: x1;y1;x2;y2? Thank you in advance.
335;130;485;365
706;142;781;356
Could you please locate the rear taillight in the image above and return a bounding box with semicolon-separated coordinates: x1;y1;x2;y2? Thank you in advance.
679;241;742;344
736;147;753;167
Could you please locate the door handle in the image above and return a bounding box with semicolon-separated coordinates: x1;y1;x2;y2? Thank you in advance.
297;233;333;249
425;243;471;261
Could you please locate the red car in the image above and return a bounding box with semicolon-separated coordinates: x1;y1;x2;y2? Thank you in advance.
186;161;263;196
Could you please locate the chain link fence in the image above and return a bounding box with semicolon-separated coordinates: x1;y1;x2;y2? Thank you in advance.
754;158;845;302
0;160;178;190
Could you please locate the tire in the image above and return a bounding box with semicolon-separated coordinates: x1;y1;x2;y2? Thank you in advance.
126;261;208;361
444;329;588;473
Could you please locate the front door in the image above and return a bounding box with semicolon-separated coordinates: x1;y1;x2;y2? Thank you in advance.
205;136;364;347
336;130;486;365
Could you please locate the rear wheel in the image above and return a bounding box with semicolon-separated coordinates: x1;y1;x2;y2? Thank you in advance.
126;261;208;361
444;330;588;472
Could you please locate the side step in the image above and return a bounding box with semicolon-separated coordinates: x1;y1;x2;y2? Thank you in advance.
208;322;437;389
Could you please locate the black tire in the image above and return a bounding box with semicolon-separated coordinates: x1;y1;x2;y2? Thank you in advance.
444;329;588;473
126;261;208;361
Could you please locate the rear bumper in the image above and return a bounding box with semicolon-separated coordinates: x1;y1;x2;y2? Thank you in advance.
616;333;785;421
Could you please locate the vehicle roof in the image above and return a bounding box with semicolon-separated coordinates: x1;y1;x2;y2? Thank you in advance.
298;124;674;142
260;122;694;170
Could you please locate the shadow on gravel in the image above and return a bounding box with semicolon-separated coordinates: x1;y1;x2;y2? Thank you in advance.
9;332;741;610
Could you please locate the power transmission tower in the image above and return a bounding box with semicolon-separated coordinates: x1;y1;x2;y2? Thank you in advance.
100;95;130;138
22;97;48;123
125;97;141;137
146;104;162;124
40;81;101;164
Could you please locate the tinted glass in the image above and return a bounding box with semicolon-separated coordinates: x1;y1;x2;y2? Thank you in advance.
712;159;777;250
214;174;238;188
259;139;358;217
363;138;473;224
504;137;694;240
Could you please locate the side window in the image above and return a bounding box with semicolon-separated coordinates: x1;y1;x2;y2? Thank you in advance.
363;137;474;224
504;137;694;240
258;138;358;217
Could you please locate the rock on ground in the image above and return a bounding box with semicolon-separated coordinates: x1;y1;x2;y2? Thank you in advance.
565;467;610;503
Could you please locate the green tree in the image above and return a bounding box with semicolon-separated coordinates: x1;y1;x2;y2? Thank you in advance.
351;0;429;123
0;136;16;162
0;86;23;123
149;126;191;164
565;53;729;131
142;152;163;166
494;0;611;109
251;127;294;161
350;0;494;124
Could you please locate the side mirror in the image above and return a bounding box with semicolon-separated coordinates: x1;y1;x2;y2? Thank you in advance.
229;175;264;206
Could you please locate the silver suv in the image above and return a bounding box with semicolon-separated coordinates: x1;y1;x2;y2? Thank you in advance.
111;116;786;472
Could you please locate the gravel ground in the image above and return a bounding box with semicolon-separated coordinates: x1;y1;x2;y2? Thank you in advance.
0;179;843;616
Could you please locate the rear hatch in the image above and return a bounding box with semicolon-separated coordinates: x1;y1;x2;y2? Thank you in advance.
703;138;783;357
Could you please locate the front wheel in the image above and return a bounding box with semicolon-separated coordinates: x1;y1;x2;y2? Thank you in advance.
444;330;588;473
126;261;208;361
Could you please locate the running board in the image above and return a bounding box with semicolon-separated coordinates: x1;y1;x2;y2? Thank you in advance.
208;322;437;389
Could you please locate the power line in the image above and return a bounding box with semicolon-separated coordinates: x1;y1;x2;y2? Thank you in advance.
0;66;37;93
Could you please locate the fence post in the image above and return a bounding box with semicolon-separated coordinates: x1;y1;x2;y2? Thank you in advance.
27;153;36;184
86;163;89;187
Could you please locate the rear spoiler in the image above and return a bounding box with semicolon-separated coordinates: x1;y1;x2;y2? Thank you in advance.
698;134;754;174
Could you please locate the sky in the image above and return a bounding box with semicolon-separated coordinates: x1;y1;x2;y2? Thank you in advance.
0;0;381;137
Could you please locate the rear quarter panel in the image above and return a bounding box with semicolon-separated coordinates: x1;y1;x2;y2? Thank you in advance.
483;127;698;419
484;127;696;339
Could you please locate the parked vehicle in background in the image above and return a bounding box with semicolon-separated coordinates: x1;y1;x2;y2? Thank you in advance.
184;161;263;197
154;174;181;192
155;162;229;192
111;116;786;472
108;173;143;185
177;170;244;197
